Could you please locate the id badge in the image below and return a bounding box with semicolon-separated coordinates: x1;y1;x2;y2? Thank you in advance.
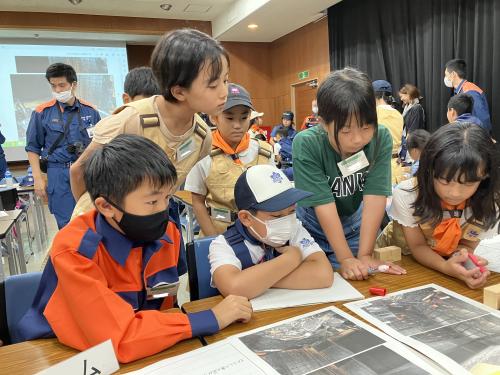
86;125;96;138
337;150;370;177
211;207;232;223
176;138;195;161
146;281;180;300
462;222;484;241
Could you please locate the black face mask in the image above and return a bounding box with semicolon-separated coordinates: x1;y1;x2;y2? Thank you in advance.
106;198;170;243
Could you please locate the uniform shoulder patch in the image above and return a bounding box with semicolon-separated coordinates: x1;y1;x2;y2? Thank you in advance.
35;99;57;113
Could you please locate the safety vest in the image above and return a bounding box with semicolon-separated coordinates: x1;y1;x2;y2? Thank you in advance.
113;99;209;188
205;140;272;234
419;210;489;256
71;99;209;219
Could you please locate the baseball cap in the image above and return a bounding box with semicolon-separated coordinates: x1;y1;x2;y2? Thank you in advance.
250;110;264;120
235;165;313;212
224;83;254;111
282;111;294;120
372;80;393;93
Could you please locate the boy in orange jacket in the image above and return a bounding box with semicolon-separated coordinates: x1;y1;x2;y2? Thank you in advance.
15;135;252;363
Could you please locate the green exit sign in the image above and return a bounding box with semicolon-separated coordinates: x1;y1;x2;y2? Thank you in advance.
298;70;309;80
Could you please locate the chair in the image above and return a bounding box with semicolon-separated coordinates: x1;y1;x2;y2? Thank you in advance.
186;236;219;301
0;188;19;211
0;272;42;344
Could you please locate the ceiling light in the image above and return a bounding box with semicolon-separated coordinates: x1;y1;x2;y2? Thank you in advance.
160;3;172;11
68;0;82;5
248;24;258;29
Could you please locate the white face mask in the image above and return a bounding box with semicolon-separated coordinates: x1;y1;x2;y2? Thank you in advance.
443;76;453;88
249;212;298;247
312;105;318;114
52;88;74;103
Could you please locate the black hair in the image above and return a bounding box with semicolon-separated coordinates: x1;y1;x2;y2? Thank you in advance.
254;134;267;141
445;59;467;79
124;67;160;98
151;28;229;103
317;67;378;155
406;129;430;151
447;93;473;116
84;134;177;206
374;91;397;108
413;122;500;229
275;128;288;138
45;63;77;83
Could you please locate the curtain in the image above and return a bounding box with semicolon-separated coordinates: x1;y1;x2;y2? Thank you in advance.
328;0;500;139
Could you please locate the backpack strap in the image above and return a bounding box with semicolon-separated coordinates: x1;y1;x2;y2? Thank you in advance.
256;140;273;159
223;221;255;270
210;148;224;158
193;116;208;140
113;98;160;129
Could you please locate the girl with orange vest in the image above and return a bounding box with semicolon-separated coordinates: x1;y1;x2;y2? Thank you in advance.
390;122;499;289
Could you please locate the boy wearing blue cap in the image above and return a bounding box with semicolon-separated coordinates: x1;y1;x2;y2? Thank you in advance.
373;80;403;157
209;164;333;299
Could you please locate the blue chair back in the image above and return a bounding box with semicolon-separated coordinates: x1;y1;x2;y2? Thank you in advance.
5;272;42;343
186;236;219;301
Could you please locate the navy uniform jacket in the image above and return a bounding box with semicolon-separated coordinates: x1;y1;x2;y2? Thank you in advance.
25;98;101;162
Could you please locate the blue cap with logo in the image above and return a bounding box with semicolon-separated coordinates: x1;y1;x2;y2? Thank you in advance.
235;165;312;212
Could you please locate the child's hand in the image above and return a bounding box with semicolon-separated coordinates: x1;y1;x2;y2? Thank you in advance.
445;252;490;289
211;295;253;330
358;255;407;276
340;257;368;280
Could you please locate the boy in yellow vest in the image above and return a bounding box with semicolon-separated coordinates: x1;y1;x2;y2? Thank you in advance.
185;83;273;236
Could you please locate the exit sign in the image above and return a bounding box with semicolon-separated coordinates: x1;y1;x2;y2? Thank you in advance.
298;70;309;80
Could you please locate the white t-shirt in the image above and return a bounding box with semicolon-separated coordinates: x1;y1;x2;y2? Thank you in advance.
390;179;499;239
185;139;274;196
208;220;322;279
273;142;282;155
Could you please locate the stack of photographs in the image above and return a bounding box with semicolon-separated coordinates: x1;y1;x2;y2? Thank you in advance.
345;284;500;375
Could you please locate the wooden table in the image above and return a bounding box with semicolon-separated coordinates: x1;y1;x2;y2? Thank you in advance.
0;337;203;374
183;255;500;344
174;190;193;206
1;256;497;374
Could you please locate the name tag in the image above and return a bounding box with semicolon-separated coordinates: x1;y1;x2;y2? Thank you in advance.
210;207;232;223
337;150;369;177
36;339;119;375
176;138;195;161
86;125;96;138
146;281;180;300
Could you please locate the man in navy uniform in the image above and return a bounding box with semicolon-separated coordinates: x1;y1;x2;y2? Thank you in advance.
26;63;101;228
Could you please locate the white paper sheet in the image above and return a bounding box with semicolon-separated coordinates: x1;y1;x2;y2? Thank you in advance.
474;235;500;273
129;307;445;375
250;272;364;311
124;340;268;375
345;284;500;375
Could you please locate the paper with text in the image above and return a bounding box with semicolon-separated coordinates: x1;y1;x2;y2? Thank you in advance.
126;341;267;375
250;272;364;311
